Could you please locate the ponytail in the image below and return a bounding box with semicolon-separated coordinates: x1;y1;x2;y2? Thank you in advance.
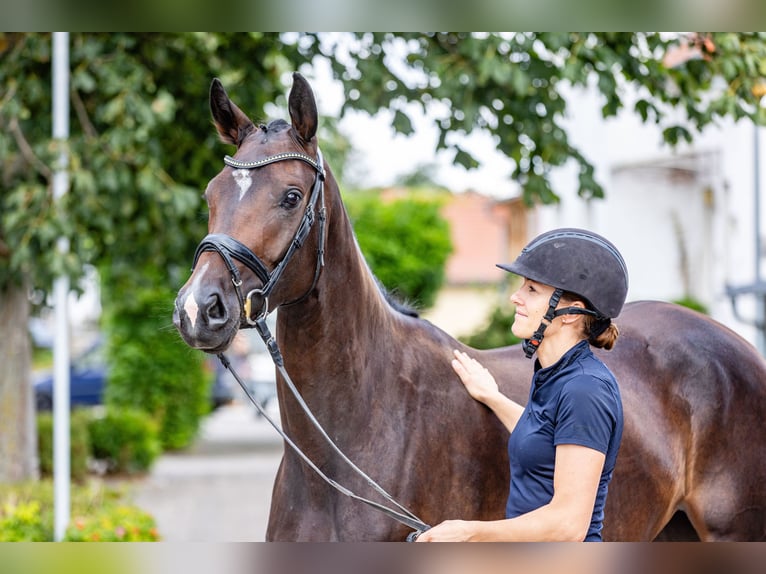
560;291;620;350
586;317;619;350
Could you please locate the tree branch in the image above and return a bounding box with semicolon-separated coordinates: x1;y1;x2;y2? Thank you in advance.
9;117;52;181
72;88;99;139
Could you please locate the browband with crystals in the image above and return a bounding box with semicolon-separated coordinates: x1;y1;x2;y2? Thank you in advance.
224;151;323;174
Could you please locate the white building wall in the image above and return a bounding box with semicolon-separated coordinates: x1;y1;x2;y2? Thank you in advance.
534;83;766;349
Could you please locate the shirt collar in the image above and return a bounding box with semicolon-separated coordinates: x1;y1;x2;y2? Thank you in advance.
533;339;590;383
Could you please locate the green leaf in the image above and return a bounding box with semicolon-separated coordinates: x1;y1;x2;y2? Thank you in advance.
392;109;414;135
453;147;480;170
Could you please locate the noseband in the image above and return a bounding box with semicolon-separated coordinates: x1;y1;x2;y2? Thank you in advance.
191;149;326;326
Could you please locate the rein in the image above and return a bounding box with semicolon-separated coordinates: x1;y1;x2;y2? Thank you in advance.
194;148;430;540
218;320;429;535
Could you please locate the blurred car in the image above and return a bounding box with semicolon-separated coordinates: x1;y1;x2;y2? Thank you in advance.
208;356;238;409
34;338;236;411
34;339;105;410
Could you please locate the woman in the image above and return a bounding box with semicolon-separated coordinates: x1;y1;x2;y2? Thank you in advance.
418;228;628;542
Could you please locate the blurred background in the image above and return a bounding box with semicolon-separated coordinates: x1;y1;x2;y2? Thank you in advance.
3;32;766;542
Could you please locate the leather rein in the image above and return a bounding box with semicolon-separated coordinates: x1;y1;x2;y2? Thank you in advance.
190;148;430;540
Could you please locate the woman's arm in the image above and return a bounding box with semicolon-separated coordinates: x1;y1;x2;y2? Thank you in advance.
418;444;605;542
451;350;525;433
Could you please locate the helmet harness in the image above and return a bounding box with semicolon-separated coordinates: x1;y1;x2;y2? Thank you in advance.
521;288;607;359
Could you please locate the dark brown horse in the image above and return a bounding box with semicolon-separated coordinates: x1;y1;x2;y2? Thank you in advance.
173;72;766;541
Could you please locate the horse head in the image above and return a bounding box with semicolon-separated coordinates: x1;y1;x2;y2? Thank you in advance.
173;73;327;353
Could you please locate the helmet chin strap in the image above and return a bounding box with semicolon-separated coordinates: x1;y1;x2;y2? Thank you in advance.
521;288;600;359
522;288;562;358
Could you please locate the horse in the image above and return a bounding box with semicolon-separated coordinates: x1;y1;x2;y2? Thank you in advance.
173;72;766;541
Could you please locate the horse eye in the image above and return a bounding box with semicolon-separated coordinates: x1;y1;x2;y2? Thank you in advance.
281;189;303;209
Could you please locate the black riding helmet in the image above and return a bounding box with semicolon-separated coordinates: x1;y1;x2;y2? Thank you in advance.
497;228;629;358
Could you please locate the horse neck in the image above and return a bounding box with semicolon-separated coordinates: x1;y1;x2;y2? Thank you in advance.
277;180;395;370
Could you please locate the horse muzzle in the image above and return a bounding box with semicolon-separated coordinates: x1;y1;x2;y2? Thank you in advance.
173;268;241;352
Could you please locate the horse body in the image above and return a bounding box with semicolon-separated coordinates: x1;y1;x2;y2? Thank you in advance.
174;72;766;541
601;303;766;540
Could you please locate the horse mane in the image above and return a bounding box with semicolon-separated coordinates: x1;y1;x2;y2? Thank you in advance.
375;278;420;318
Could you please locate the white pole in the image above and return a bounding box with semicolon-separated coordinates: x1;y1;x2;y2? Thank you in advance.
52;31;71;543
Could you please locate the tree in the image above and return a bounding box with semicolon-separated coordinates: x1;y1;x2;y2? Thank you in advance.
310;32;766;204
0;33;312;481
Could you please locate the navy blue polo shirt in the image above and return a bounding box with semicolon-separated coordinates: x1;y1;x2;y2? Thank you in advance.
506;340;623;541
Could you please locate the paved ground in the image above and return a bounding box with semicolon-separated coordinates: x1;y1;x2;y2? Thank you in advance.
127;401;283;542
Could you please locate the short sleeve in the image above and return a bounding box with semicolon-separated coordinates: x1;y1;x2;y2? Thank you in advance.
553;375;618;454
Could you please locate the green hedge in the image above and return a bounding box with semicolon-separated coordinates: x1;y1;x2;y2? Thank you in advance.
460;304;521;350
672;296;709;314
102;282;211;450
36;410;91;482
88;408;161;475
344;190;452;310
37;407;161;477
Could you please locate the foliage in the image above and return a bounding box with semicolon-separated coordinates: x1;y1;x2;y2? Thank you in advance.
5;32;764;294
38;405;162;478
65;503;159;541
672;296;709;314
312;32;766;205
87;408;161;475
0;499;45;541
0;35;340;481
0;32;364;296
37;409;91;482
102;280;210;450
0;480;158;541
460;303;522;349
344;190;452;309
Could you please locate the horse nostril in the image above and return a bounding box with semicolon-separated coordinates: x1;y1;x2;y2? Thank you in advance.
205;293;229;327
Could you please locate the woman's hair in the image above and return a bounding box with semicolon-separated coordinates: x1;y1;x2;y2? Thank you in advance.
582;314;619;350
561;291;620;350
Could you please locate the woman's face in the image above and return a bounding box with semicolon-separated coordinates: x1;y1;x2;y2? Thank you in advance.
509;278;557;339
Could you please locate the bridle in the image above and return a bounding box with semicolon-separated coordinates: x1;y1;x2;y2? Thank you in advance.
192;149;327;326
189;148;430;540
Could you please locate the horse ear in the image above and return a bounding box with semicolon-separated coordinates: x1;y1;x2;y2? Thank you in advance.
209;78;255;147
288;72;318;144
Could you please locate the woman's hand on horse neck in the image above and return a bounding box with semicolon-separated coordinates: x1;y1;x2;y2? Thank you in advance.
451;350;525;433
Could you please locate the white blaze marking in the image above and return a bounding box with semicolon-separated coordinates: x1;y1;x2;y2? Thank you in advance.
232;169;252;200
183;262;209;330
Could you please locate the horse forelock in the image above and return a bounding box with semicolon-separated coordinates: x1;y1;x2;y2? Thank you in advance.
246;118;289;143
243;119;316;159
265;118;290;132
